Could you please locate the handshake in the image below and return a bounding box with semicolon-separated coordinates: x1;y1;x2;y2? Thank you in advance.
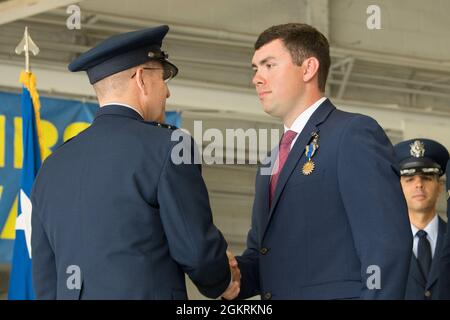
221;250;241;300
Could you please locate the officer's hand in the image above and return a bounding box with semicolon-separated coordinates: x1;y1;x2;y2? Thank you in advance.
221;250;241;300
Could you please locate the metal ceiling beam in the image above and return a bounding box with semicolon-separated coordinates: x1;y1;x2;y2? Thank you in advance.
331;47;450;74
336;57;354;99
3;7;450;113
330;57;355;71
39;8;256;45
332;70;450;91
328;79;450;100
24;9;450;74
0;0;84;25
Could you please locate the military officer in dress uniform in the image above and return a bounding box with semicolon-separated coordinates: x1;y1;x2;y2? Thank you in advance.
394;138;449;300
31;25;240;299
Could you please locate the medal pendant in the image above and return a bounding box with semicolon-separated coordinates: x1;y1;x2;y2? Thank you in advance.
302;160;315;175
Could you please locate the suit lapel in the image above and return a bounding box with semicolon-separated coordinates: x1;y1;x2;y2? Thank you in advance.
257;152;277;243
426;218;447;289
261;99;335;240
267;120;318;221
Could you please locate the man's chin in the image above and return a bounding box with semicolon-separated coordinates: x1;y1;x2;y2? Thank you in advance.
264;107;283;121
262;103;276;117
410;204;433;213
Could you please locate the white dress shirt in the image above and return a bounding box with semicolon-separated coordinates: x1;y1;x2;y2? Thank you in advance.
411;214;439;259
101;102;144;119
284;97;327;149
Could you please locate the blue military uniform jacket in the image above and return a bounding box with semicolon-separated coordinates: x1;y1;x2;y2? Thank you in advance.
438;161;450;300
31;105;230;299
406;218;447;300
236;99;412;300
440;225;450;299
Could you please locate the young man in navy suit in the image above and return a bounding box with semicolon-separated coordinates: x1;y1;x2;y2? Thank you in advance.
228;23;412;300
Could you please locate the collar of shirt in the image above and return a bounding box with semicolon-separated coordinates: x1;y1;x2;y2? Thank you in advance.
284;97;327;149
101;103;144;119
411;214;439;258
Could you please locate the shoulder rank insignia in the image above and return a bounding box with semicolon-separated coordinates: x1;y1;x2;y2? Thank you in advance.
147;121;177;130
302;132;319;175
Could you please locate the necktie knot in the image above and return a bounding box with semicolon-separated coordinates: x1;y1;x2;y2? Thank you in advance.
280;130;297;147
416;230;428;239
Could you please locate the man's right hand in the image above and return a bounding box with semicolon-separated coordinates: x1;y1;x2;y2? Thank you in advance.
221;250;241;300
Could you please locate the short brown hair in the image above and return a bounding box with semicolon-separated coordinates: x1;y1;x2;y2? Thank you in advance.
255;23;330;92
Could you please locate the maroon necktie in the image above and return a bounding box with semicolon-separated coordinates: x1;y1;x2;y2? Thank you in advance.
269;130;297;206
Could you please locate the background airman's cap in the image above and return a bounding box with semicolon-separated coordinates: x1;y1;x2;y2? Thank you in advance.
394;138;449;176
68;25;178;84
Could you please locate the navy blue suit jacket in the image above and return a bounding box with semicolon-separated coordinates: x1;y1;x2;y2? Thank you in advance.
236;99;412;299
31;105;230;299
406;218;446;300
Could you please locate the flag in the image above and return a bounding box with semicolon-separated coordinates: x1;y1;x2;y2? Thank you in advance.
165;111;182;128
8;71;44;300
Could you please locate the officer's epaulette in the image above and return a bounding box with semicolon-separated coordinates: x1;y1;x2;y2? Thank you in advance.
145;121;177;130
48;135;76;155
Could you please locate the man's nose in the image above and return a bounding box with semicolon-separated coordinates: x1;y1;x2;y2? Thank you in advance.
252;71;265;87
414;177;424;188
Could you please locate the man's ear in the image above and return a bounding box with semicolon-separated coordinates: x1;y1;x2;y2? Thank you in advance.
303;57;320;83
135;68;148;95
439;177;445;193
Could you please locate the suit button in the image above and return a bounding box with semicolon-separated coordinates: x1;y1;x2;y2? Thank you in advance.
425;290;432;298
260;247;269;255
263;292;272;300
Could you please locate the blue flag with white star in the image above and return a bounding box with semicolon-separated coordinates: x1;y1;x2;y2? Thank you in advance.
8;72;42;300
